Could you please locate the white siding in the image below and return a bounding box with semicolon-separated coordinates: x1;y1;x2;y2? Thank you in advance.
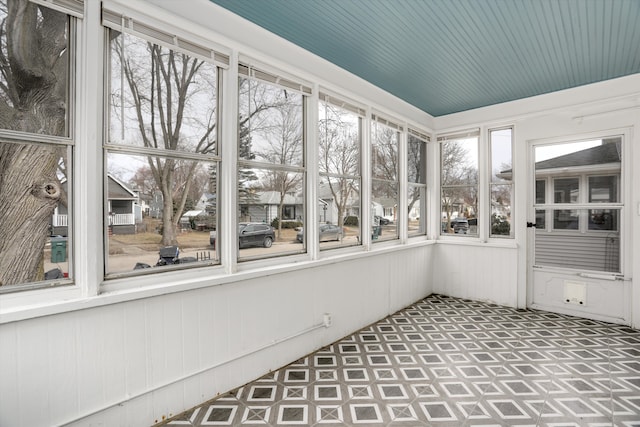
535;231;620;273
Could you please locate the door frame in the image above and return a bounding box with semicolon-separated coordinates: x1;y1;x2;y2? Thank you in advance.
525;127;632;324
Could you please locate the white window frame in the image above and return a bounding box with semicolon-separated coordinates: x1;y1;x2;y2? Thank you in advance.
102;17;224;278
317;91;365;252
407;128;429;238
488;126;514;239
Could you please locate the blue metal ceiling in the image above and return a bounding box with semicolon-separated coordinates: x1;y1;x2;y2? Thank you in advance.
209;0;640;117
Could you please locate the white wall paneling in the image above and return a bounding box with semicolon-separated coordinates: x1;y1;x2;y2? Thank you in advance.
0;246;433;427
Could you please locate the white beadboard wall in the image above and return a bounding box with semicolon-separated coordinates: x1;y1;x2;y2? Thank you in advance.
0;245;433;427
432;243;519;307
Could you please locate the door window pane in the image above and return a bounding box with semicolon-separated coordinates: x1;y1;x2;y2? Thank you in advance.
589;176;617;203
553;209;579;230
588;209;618;231
536;180;546;204
554;178;579;203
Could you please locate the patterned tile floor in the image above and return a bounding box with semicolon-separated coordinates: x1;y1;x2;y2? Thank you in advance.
158;294;640;426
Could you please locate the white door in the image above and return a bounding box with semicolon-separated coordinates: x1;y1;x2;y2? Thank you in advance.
527;133;630;324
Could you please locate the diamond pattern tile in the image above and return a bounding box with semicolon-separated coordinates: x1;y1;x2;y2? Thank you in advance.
157;294;640;426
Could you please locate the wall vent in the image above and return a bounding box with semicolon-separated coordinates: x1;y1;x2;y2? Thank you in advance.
564;280;586;305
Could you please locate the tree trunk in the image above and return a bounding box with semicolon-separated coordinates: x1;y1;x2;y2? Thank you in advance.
0;2;68;286
0;144;62;286
161;193;178;246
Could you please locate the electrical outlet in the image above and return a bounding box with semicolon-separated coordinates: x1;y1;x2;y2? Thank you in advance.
323;313;332;328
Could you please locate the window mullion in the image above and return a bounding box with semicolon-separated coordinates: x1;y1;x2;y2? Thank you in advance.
221;51;239;273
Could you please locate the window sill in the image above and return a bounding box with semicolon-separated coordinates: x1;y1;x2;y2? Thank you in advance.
0;239;436;324
436;237;518;249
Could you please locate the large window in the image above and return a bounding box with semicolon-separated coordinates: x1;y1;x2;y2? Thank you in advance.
237;65;307;260
407;129;428;237
371;116;400;242
318;94;363;250
0;1;75;289
439;130;479;236
489;127;513;237
105;24;222;276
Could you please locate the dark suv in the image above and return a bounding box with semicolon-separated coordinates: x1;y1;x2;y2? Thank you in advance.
209;223;276;249
451;218;469;234
239;223;275;248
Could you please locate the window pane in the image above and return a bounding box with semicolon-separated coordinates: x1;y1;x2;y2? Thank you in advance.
589;209;618;231
0;142;71;286
319;178;361;249
441;138;478;186
535;209;546;229
109;31;219;155
553;209;579;230
554;178;579;203
490;184;512;237
0;1;69;137
441;186;478;236
490;129;512;183
106;152;218;275
318;99;361;251
536;180;546;204
319;102;360;176
407;134;426;184
372;122;398;181
238;78;303;166
589;176;617;203
238;168;304;260
408;184;426;236
372;180;398;241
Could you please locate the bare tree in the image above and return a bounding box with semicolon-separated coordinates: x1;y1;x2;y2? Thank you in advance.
407;136;426;214
319;103;359;227
111;32;217;246
441;140;477;231
255;96;303;237
0;1;68;286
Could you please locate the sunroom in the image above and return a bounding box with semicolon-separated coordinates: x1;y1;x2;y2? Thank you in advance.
0;0;639;426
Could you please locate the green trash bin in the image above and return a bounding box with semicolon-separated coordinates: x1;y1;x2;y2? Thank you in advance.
50;237;67;263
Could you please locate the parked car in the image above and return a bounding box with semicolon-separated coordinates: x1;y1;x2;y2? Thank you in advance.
210;223;275;249
451;217;469;234
296;224;343;243
374;215;390;225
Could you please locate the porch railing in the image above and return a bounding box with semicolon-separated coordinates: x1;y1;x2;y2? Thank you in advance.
109;213;135;226
52;214;68;227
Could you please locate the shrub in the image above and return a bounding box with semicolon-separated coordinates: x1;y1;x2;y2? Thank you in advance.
491;214;510;235
270;217;302;229
343;216;359;226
